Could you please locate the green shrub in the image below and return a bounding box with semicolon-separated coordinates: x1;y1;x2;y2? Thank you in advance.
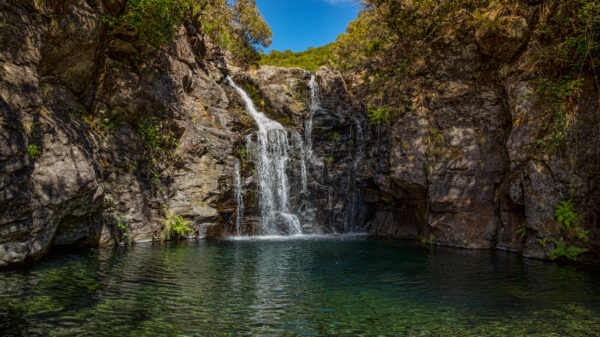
367;105;391;126
368;105;391;150
138;117;178;162
335;5;394;72
555;199;578;229
102;0;189;47
259;44;337;71
577;229;590;243
161;210;193;241
116;213;131;241
27;144;41;159
102;0;272;65
549;239;588;261
516;226;527;239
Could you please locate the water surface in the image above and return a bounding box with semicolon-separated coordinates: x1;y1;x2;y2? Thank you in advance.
1;235;600;336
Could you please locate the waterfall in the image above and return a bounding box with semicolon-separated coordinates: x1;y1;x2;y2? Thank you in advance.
352;117;366;170
227;76;302;235
291;131;308;193
233;160;244;235
343;118;366;232
305;75;319;160
327;187;336;233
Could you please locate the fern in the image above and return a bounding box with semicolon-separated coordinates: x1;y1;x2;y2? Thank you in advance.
549;239;588;261
161;210;193;241
367;105;391;151
555;199;578;229
367;105;391;126
516;226;526;239
578;230;590;243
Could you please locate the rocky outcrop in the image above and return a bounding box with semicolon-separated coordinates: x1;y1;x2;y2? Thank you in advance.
361;24;509;249
0;0;243;266
348;1;600;262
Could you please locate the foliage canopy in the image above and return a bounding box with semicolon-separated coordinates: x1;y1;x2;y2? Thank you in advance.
103;0;272;64
259;44;337;71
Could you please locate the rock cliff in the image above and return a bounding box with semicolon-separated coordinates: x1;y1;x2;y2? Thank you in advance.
0;0;598;267
0;0;240;266
346;1;600;261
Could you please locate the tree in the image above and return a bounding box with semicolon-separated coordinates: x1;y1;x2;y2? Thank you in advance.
103;0;272;64
259;44;337;71
228;0;272;64
335;5;391;71
103;0;191;47
367;104;390;151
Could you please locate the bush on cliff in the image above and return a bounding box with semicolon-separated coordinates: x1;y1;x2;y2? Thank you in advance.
259;44;337;71
161;209;193;241
103;0;272;65
334;0;599;149
102;0;189;47
528;0;600;148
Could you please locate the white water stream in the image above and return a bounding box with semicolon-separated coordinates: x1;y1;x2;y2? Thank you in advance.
305;75;319;160
228;76;302;235
233;160;244;235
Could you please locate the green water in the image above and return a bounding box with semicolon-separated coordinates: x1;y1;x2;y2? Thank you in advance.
1;235;600;336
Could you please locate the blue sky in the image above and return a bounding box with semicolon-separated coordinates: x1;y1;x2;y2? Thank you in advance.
255;0;361;53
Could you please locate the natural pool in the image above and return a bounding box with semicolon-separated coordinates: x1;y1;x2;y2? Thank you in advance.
1;235;600;336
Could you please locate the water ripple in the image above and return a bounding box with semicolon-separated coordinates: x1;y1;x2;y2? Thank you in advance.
0;238;599;336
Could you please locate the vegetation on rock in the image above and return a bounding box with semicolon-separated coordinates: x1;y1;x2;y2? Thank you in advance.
548;199;590;261
528;0;600;148
27;144;41;159
555;199;578;229
259;44;337;71
549;238;589;261
161;209;193;241
102;0;272;64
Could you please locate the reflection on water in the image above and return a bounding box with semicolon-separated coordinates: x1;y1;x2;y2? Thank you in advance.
1;236;600;336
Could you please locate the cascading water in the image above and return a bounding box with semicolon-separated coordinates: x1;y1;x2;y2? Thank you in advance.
342;118;367;232
228;76;302;235
233;160;244;235
297;74;324;231
305;75;319;160
228;74;366;236
291;131;308;193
